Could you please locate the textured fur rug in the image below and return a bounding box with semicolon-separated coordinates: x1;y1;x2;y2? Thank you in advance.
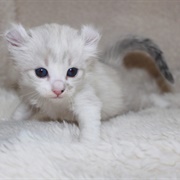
0;88;180;179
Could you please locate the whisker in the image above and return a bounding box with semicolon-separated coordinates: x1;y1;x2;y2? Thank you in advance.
41;96;46;107
8;83;18;89
68;95;75;122
19;91;34;98
20;91;38;100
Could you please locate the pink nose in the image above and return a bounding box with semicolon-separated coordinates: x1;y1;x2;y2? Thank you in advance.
52;90;64;96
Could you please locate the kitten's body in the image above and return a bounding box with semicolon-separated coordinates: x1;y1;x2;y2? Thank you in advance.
5;23;173;142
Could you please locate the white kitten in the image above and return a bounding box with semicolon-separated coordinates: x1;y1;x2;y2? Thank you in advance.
4;23;173;142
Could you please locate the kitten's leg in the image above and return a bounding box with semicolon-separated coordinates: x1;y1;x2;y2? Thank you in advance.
73;86;102;143
12;102;33;121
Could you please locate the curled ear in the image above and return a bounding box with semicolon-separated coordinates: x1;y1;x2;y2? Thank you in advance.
81;25;101;56
5;24;30;47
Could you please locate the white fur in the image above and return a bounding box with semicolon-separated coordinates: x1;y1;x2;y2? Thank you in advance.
1;91;180;178
4;23;163;142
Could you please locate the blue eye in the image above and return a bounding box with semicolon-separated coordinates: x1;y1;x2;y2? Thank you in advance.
35;68;48;78
67;67;78;77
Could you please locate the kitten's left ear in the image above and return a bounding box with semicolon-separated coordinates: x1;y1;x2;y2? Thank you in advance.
81;25;101;56
5;24;30;47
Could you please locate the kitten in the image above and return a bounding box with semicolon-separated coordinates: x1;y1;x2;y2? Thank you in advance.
4;23;174;142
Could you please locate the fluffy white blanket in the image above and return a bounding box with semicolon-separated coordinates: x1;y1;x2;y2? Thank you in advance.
0;88;180;179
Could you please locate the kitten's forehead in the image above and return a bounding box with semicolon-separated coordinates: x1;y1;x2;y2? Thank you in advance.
44;48;71;67
32;24;83;53
29;24;84;64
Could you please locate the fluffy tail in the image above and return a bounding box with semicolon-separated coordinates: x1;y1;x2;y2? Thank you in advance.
102;36;174;83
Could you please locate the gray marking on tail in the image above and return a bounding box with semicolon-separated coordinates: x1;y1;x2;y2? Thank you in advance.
104;36;174;83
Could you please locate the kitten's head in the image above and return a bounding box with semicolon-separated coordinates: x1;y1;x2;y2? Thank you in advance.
5;23;100;100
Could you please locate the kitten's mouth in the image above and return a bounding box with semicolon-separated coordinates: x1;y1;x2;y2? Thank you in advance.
51;95;63;99
51;92;67;99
